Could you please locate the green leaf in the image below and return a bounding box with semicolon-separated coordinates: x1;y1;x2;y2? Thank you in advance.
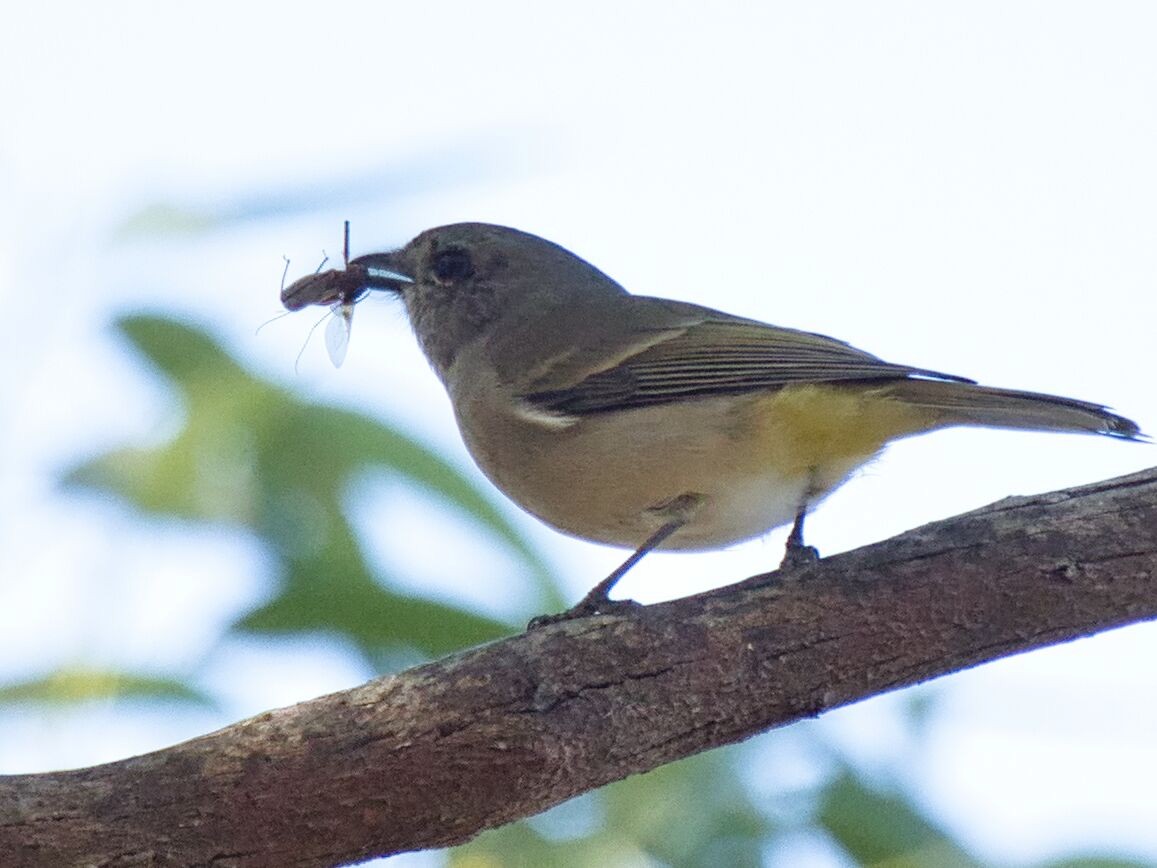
116;202;220;237
818;768;981;868
256;403;555;589
102;315;554;590
64;313;560;661
1035;859;1155;868
0;666;212;708
239;570;513;659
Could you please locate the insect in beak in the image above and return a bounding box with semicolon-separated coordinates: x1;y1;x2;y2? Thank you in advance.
281;220;376;368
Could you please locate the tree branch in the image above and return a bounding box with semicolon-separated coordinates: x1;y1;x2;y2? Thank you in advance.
3;468;1157;867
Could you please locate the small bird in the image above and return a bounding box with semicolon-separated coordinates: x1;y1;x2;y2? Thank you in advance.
282;223;1142;619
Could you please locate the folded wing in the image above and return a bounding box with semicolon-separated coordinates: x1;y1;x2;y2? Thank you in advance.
525;317;971;415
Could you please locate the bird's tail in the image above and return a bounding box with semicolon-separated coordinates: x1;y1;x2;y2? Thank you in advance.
885;379;1143;440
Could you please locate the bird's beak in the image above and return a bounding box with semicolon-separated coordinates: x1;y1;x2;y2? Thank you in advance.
349;253;414;293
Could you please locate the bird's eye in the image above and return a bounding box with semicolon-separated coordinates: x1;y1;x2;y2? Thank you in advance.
430;248;474;283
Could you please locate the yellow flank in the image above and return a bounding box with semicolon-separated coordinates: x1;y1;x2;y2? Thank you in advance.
743;384;936;480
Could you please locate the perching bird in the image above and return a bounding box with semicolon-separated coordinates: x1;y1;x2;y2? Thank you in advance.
282;223;1141;619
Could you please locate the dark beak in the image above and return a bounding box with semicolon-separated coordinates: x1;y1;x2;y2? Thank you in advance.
348;253;414;294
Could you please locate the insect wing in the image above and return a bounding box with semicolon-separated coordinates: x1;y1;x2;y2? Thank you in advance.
325;303;354;367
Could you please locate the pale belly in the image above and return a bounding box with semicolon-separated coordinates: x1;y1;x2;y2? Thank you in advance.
453;387;909;552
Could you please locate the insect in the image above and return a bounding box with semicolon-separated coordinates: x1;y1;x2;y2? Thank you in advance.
281;221;368;367
280;221;413;367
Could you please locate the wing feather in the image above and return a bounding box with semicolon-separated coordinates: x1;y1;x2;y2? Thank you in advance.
524;318;971;415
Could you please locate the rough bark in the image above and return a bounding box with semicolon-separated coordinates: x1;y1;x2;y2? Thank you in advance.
2;467;1156;868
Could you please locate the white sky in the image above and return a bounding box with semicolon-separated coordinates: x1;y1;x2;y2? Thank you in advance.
2;2;1156;865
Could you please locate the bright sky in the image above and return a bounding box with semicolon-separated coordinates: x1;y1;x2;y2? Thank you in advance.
2;3;1156;865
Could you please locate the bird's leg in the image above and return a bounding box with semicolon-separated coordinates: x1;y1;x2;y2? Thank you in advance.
529;494;699;628
780;485;820;569
572;518;685;613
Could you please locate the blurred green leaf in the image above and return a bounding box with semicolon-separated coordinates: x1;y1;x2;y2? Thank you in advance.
117;202;220;236
0;666;212;708
818;768;980;868
454;747;772;868
239;568;511;660
64;314;560;663
1036;859;1155;868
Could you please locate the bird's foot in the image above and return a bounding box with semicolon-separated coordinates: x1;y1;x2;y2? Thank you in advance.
780;539;820;570
527;596;643;630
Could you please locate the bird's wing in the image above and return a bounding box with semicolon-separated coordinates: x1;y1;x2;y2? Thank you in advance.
522;310;972;415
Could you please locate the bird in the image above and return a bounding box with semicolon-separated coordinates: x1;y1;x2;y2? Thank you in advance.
282;222;1142;620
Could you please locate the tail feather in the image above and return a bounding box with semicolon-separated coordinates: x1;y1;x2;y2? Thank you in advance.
886;379;1143;441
